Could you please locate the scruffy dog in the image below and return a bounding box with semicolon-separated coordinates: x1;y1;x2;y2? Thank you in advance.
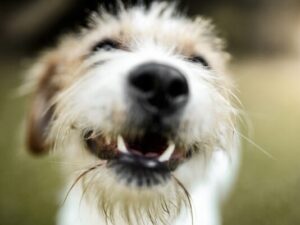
25;2;239;225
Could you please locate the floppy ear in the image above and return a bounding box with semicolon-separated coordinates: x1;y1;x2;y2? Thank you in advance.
26;53;60;155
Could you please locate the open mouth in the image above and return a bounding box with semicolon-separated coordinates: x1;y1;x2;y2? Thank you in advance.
84;131;186;187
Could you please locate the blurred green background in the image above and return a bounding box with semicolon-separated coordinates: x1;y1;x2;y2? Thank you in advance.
1;0;300;224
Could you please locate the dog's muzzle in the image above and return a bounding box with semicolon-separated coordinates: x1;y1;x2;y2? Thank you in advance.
84;63;190;187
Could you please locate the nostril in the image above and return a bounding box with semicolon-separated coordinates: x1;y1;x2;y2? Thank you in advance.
130;72;156;95
168;78;189;99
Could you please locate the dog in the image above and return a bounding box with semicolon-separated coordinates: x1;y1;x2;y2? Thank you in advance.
25;2;239;225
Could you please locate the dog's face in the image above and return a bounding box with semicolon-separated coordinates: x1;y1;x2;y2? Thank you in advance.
26;3;236;224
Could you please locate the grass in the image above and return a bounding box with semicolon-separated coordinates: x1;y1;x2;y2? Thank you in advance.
0;57;300;224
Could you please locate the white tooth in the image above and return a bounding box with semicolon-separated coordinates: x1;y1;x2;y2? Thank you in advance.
158;143;175;162
117;135;129;153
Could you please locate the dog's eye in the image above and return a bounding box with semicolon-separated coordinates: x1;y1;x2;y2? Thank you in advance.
188;55;210;68
92;39;120;52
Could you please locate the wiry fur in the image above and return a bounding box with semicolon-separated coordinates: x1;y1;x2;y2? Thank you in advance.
25;2;239;225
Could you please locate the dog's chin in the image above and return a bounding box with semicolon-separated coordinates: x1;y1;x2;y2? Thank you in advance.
84;130;189;188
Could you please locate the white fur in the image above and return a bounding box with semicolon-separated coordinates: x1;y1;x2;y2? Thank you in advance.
29;3;240;225
58;143;239;225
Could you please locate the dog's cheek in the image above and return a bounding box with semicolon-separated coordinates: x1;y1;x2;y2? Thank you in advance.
186;80;216;134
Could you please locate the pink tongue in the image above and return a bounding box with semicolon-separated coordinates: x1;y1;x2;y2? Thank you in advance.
145;152;160;158
129;149;161;158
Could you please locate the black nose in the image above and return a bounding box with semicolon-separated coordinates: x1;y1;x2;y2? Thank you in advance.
128;62;189;115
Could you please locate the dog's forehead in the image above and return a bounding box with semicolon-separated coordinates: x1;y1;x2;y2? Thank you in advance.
43;5;228;89
84;7;216;56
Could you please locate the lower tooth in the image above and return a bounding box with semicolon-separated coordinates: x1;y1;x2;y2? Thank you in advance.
117;135;129;154
158;143;175;162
